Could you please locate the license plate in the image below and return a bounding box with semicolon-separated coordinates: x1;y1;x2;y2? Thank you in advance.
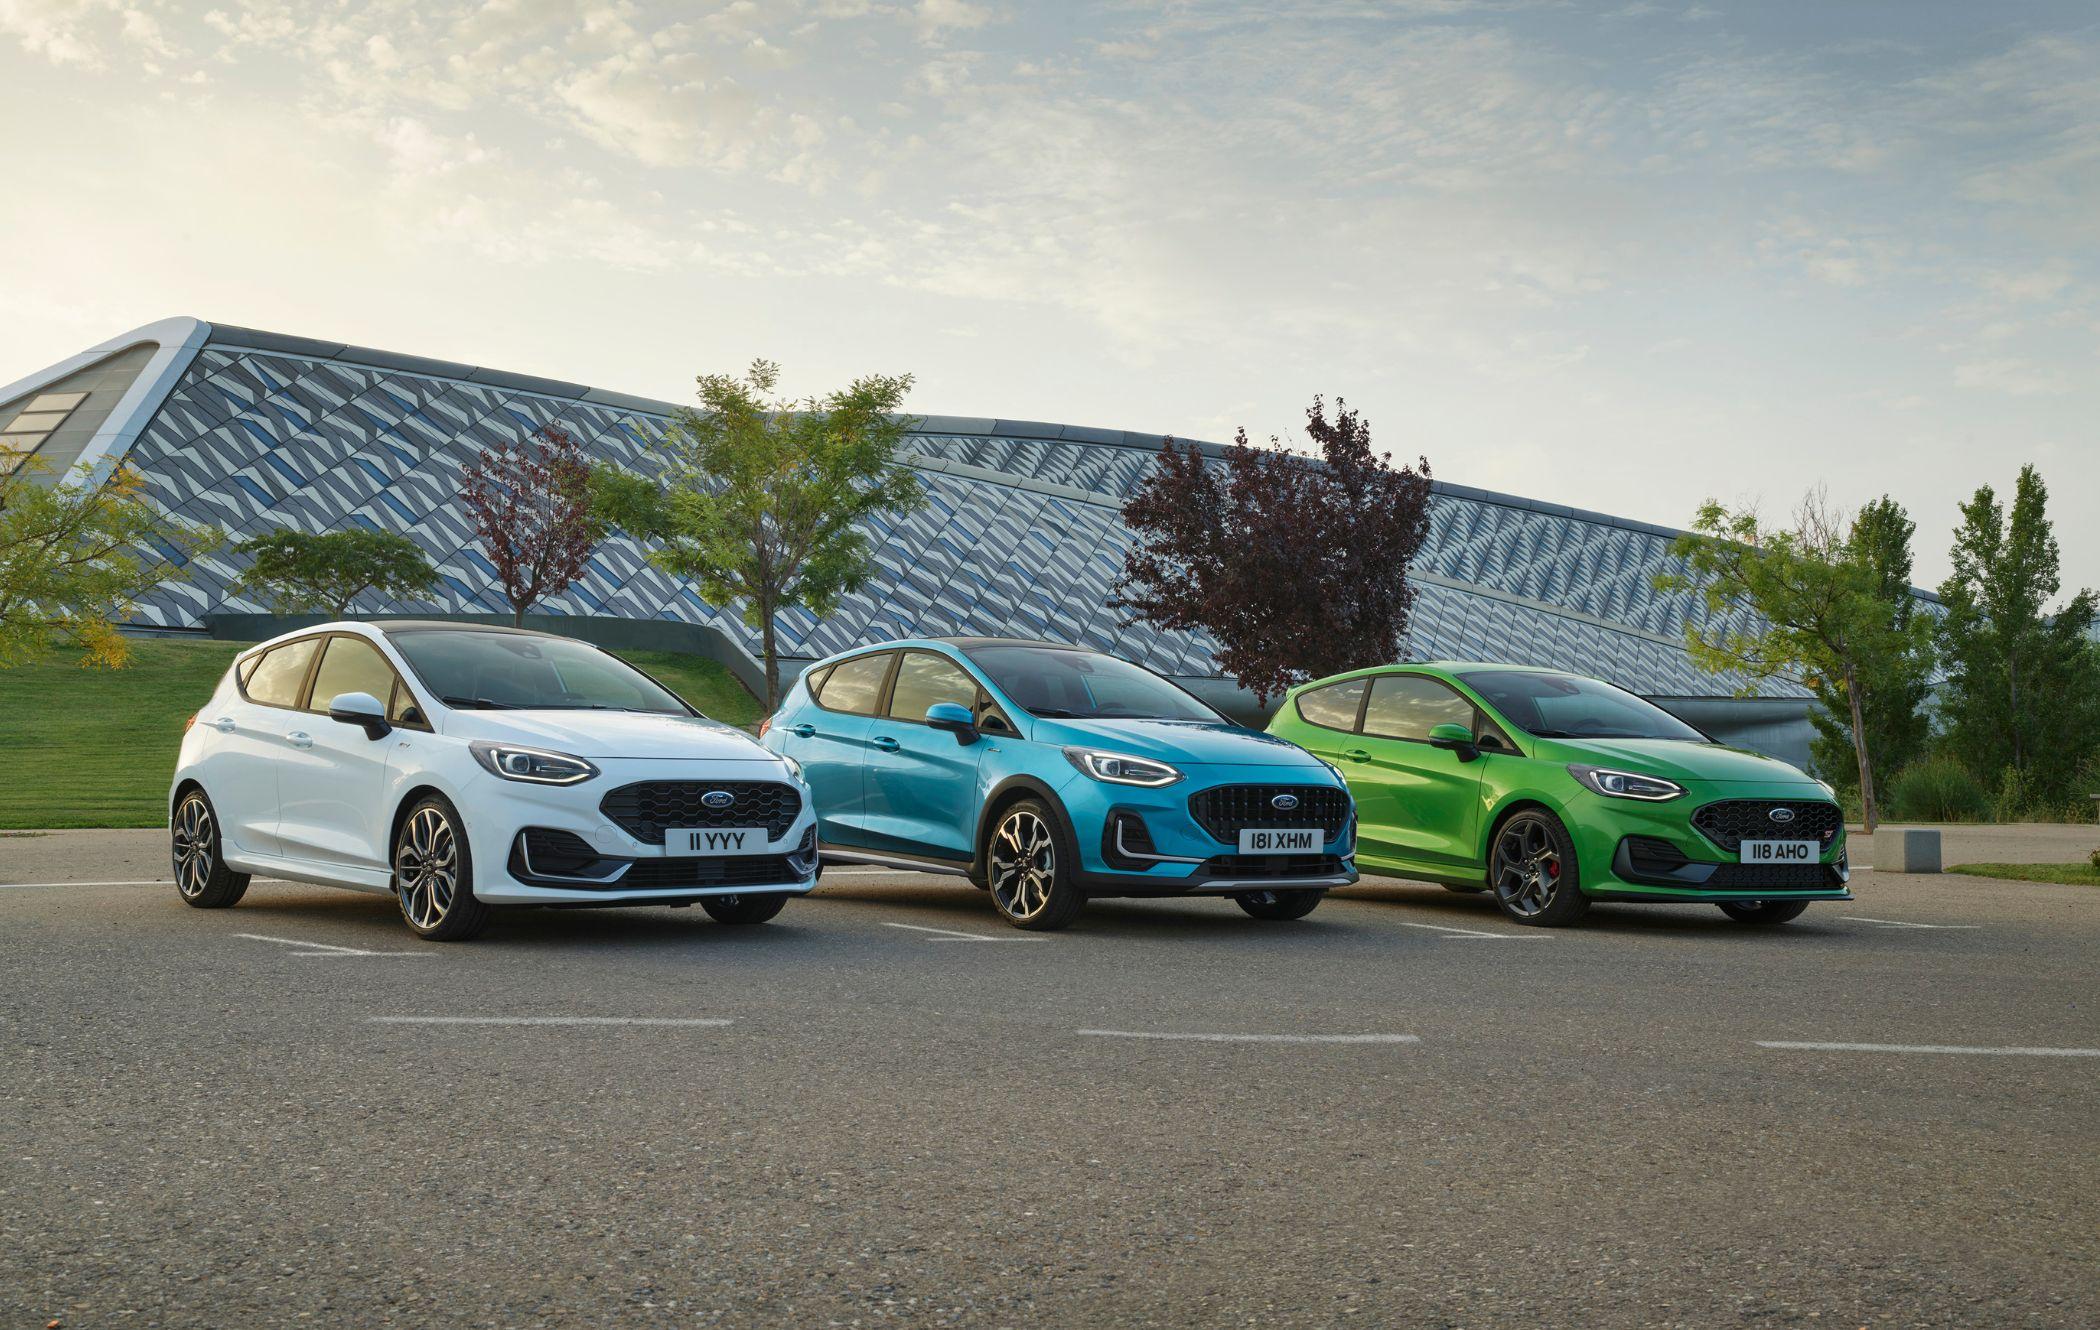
1239;828;1320;854
1740;839;1818;864
667;827;767;856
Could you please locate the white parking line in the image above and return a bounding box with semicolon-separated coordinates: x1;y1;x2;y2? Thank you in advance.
1757;1041;2099;1058
1391;921;1548;941
370;1016;731;1027
235;932;429;958
1;879;176;889
882;921;1047;943
1079;1030;1420;1044
1840;916;1982;930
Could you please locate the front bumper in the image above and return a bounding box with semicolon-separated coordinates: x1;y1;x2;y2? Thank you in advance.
463;761;821;906
1567;784;1852;904
1061;764;1359;898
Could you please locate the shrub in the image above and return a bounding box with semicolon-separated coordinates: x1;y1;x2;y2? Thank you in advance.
1886;756;1990;823
1991;765;2038;823
2090;847;2100;871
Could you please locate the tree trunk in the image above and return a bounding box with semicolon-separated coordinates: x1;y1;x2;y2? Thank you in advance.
1846;661;1878;833
511;597;526;629
760;599;780;713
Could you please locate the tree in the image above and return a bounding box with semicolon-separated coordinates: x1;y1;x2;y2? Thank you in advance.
589;360;924;708
231;527;437;617
1659;490;1935;831
1936;465;2100;805
1806;496;1934;795
460;425;601;628
0;461;208;668
1111;397;1433;703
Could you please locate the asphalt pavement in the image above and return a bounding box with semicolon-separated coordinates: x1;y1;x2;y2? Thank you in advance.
3;829;2096;1327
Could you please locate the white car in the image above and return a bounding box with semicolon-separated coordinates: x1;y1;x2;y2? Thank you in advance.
168;621;819;940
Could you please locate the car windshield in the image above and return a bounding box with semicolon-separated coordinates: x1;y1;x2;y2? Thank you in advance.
388;630;693;715
1457;669;1707;742
964;646;1221;722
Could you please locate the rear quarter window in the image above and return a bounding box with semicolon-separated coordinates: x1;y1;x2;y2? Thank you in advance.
1295;679;1367;732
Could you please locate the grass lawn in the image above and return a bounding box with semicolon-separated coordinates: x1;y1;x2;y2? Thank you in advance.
1947;862;2100;887
0;638;761;830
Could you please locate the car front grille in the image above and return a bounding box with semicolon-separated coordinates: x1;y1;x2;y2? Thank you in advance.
1188;785;1351;844
1690;800;1842;853
1699;863;1844;890
620;855;808;890
600;781;801;845
1199;854;1350;880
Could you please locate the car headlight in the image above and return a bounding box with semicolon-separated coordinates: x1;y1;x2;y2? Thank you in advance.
1568;764;1683;802
470;741;600;785
1064;747;1184;787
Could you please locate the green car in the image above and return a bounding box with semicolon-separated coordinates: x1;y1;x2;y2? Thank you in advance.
1267;662;1851;927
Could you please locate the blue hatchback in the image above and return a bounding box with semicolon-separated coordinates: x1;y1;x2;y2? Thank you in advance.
760;638;1357;930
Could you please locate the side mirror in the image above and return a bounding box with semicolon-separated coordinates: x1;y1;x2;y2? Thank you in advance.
1427;722;1479;762
924;701;979;745
327;691;392;740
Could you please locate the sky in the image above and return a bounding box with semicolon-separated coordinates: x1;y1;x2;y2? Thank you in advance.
1;0;2094;590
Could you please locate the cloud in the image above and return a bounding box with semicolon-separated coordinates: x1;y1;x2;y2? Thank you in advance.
1953;359;2070;396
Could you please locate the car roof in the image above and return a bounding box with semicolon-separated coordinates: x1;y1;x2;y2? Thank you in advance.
369;619;559;639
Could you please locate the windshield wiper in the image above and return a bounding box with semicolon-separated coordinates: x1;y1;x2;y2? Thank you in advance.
441;695;517;710
1025;707;1087;717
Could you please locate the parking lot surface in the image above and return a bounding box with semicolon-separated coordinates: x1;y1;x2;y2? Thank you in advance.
4;829;2097;1327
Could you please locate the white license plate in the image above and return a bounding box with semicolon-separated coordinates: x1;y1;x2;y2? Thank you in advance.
1740;839;1818;864
1238;828;1320;854
667;827;768;856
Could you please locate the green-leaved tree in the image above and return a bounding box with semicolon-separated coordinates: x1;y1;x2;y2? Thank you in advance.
590;360;924;708
1659;491;1934;831
1806;496;1934;797
1936;465;2100;808
232;527;438;618
0;462;209;668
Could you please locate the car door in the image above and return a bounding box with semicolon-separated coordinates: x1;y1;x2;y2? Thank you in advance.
208;636;324;857
787;651;894;848
861;650;997;862
1345;673;1487;871
274;633;405;873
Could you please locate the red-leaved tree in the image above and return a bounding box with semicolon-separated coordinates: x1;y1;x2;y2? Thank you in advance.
459;426;601;627
1112;398;1433;703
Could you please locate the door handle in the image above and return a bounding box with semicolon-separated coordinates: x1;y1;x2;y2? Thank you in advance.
1340;748;1370;762
211;717;237;734
790;724;816;738
287;731;315;750
870;735;901;752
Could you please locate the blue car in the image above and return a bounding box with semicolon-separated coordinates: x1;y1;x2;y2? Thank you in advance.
760;638;1357;930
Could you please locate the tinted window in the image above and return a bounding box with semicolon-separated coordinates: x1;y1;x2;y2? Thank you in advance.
245;638;321;709
1296;679;1366;732
1459;669;1707;742
965;646;1219;722
307;636;398;713
889;652;979;721
1362;674;1474;742
388;630;691;714
816;653;892;715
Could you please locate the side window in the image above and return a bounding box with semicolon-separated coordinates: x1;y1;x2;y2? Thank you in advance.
888;652;980;722
802;664;835;699
306;636;400;714
1295;679;1367;732
388;679;427;726
243;638;322;709
1362;674;1475;742
814;653;893;716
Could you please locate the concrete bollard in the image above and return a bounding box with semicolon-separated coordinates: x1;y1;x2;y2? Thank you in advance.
1873;828;1942;874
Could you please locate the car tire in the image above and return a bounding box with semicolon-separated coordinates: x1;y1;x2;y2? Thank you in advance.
393;795;491;942
1488;809;1590;927
701;893;789;925
1717;899;1811;926
1234;889;1323;921
984;798;1085;931
171;789;249;909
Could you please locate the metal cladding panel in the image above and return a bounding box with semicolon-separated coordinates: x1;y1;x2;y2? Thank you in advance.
116;343;1802;699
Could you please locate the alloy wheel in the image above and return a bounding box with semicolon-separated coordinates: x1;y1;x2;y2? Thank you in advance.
172;795;215;899
1491;817;1562;918
988;808;1056;922
396;806;459;931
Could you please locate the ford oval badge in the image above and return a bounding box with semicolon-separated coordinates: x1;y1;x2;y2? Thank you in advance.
702;790;736;810
1768;807;1796;824
1271;793;1301;812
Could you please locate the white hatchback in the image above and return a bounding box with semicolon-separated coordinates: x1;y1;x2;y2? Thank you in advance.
168;621;819;940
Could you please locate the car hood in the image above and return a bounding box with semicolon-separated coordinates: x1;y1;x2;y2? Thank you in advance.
1537;736;1823;787
1036;717;1329;770
445;710;779;762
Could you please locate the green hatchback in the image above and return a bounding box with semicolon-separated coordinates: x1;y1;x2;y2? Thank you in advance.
1267;662;1851;927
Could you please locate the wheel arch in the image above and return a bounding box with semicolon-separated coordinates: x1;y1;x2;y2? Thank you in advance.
970;774;1076;885
386;782;459;882
170;777;207;820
